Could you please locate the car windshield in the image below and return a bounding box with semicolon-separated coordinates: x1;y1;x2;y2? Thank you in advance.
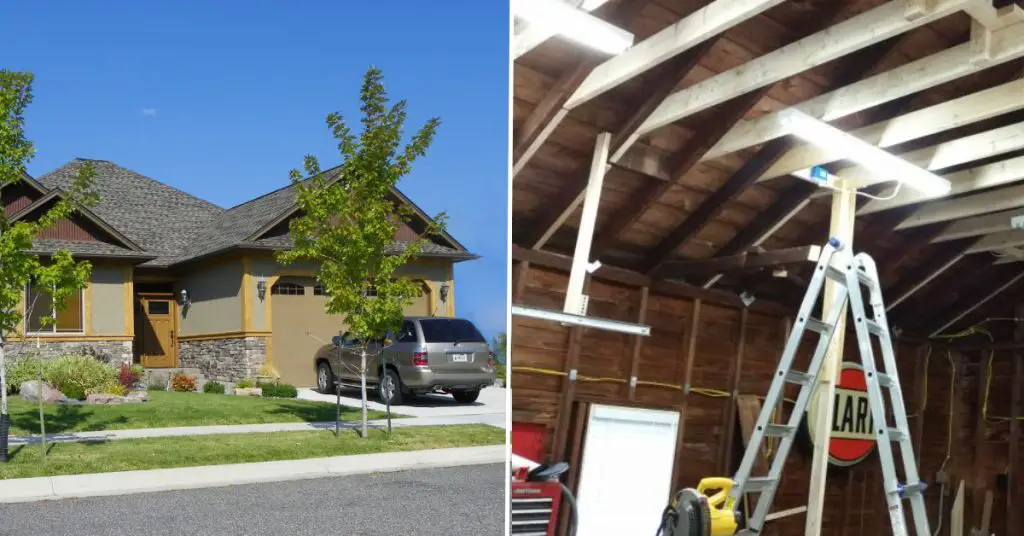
418;318;486;343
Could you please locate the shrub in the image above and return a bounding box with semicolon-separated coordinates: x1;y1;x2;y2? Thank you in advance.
148;372;168;391
43;355;117;399
259;382;297;398
203;381;225;394
4;356;43;394
235;378;255;389
117;363;144;389
85;380;128;397
170;373;197;392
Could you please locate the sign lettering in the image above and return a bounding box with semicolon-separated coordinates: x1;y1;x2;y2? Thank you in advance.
807;362;876;466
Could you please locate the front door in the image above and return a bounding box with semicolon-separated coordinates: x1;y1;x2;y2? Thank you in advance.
139;294;177;368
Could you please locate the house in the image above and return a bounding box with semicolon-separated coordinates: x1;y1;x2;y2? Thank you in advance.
3;159;476;386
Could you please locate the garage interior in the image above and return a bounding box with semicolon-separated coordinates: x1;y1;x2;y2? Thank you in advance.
510;0;1024;535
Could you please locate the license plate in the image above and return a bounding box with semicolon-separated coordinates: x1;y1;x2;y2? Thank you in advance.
451;353;470;363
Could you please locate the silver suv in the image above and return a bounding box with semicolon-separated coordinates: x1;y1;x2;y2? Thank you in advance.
313;316;496;405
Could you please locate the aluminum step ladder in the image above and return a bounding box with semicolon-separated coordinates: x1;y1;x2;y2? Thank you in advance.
730;237;929;536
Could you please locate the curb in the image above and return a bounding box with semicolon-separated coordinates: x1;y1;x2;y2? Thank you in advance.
0;444;505;504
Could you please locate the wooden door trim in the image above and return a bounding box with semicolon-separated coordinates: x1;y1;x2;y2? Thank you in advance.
139;293;178;368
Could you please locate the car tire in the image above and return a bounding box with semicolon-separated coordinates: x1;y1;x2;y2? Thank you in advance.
451;389;480;404
379;368;404;406
317;362;336;394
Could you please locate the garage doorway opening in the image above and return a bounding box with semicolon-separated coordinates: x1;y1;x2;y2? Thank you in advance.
575;404;681;535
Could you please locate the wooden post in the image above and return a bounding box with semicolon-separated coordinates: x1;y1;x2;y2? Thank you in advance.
563;132;611;315
805;181;856;536
672;299;702;489
912;345;930;467
512;261;531;303
1009;304;1024;531
973;350;992;522
721;307;748;475
627;287;650;401
551;276;591;463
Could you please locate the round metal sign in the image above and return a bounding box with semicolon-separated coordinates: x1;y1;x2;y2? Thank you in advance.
806;361;876;466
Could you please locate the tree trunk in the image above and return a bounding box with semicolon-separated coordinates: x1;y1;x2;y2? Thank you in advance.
360;349;368;439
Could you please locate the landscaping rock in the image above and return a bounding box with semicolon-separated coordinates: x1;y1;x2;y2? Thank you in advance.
58;399;84;406
19;381;67;404
234;387;262;397
86;393;126;405
126;391;150;402
130;381;148;391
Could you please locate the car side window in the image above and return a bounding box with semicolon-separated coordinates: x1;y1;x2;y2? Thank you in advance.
398;321;417;343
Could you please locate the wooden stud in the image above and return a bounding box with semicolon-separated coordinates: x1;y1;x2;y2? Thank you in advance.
672;299;701;489
840;470;855;536
720;307;748;475
512;261;531;303
551;276;591;464
973;350;992;520
911;346;929;465
627;286;650;401
1009;305;1023;531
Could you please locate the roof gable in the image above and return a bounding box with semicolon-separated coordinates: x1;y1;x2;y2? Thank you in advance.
9;189;144;252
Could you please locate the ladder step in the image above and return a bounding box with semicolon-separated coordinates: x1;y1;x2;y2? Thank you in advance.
762;424;797;438
894;482;928;498
865;319;887;336
805;317;832;335
784;370;812;385
745;477;778;493
877;373;893;388
826;265;846;283
887;428;907;442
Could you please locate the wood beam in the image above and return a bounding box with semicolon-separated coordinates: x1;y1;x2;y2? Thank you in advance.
885;239;976;311
965;228;1024;253
627;286;649;401
897;180;1024;230
933;207;1024;242
650;245;821;279
965;1;1024;30
672;299;701;489
566;0;783;110
702;23;1024;162
511;243;792;315
564;132;612;314
861;154;1024;215
720;307;748;475
511;0;649;173
512;0;611;60
636;0;974;136
525;41;717;248
761;74;1024;182
642;34;909;277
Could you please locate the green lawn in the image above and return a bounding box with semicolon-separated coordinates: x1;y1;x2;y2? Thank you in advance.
6;391;400;436
0;425;503;479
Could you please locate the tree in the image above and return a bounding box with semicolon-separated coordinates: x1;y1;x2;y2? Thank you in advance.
491;332;507;386
0;70;97;461
277;66;446;438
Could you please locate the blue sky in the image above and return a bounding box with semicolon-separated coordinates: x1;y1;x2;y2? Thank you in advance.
3;1;509;341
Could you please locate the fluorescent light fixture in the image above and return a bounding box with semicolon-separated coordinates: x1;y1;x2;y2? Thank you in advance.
512;0;634;55
512;304;651;336
777;108;951;197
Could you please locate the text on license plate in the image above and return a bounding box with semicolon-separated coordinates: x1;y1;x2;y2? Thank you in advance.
451;353;470;362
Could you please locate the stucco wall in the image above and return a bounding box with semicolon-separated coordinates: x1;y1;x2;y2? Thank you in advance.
175;260;243;336
90;266;127;336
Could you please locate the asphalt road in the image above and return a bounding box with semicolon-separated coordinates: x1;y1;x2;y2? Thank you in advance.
0;464;505;536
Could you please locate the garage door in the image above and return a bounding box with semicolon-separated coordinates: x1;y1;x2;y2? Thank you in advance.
270;277;346;387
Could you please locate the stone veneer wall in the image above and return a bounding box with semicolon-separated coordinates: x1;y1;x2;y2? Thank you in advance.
178;336;266;382
4;340;133;365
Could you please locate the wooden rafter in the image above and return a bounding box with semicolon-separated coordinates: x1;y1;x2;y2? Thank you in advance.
638;34;909;275
924;261;1023;337
522;39;718;249
649;244;820;280
883;238;977;311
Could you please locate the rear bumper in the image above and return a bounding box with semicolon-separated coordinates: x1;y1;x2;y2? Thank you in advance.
397;366;495;391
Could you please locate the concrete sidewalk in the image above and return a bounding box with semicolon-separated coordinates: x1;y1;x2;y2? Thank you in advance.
9;413;505;446
0;444;506;503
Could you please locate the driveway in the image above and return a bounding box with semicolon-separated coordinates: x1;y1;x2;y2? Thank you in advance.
298;384;507;421
0;464;505;536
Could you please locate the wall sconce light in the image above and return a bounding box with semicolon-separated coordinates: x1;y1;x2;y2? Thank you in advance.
440;283;450;304
180;289;192;308
257;278;267;301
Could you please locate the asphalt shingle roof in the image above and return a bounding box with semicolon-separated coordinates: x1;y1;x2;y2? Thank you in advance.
31;159;473;266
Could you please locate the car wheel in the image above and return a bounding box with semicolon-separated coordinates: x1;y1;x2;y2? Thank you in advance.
317;362;335;394
451;389;480;404
379;368;404;406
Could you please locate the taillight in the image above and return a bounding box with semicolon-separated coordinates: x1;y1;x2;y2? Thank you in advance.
487;351;496;367
413;352;428;366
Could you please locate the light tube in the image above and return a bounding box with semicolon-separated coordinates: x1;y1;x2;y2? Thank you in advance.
777;108;951;197
512;0;634;55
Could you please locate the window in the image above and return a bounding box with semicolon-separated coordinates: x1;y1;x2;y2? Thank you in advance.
26;282;84;334
271;282;304;295
147;301;170;315
398;321;418;343
418;318;485;343
364;284;377;297
313;284;325;296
